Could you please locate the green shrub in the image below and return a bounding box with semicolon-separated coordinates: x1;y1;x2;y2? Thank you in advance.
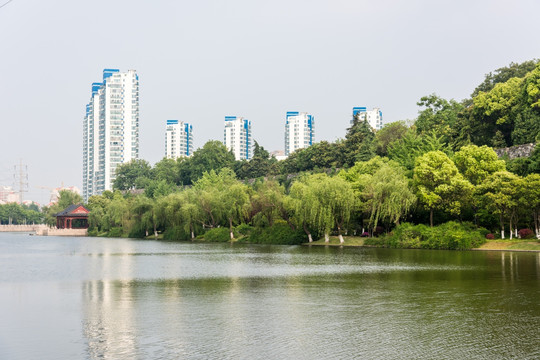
236;223;254;236
378;222;486;250
87;228;98;237
107;227;124;238
245;222;306;245
204;227;233;242
163;226;190;241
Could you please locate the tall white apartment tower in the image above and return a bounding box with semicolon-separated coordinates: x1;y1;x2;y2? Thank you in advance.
223;116;252;160
83;69;139;201
351;107;383;130
165;120;193;159
284;112;315;156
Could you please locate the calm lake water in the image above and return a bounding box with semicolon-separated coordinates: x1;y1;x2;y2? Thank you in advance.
1;232;539;360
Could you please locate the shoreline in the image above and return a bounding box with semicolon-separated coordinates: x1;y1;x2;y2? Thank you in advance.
302;237;540;252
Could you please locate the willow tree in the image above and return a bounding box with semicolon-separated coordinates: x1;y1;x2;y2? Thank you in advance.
315;175;357;243
288;178;317;242
413;151;473;227
290;174;356;243
192;168;249;239
366;163;416;231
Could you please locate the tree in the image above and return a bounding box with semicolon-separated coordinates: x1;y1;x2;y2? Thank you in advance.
453;145;506;186
179;141;236;185
415;94;464;144
478;171;522;239
522;174;540;238
375;121;410;156
289;174;356;243
235;141;279;179
152;157;180;184
366;163;416;230
192;168;249;239
413;151;473;227
388;131;449;174
471;59;538;97
343;114;376;166
113;159;152;190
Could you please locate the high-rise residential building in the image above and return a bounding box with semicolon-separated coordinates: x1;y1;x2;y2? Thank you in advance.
83;69;139;201
284;111;315;156
223;116;252;160
352;107;383;130
165;120;193;159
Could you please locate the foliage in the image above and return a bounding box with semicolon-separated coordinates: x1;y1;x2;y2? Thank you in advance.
0;203;43;225
471;59;539;97
243;221;306;245
375;121;410;156
453;145;506;185
415;94;464;144
518;228;534;239
178;141;236;185
413;151;473;226
204;227;233;242
113;159;152;190
374;222;486;250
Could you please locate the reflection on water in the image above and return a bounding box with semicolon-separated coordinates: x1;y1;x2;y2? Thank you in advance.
1;233;539;359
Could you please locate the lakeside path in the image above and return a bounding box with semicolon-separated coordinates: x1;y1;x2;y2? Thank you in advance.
304;237;540;252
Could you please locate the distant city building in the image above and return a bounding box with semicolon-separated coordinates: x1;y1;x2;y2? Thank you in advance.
352;107;383;130
284;112;315;156
223;116;252;160
270;150;288;161
0;186;18;204
83;69;140;201
49;186;81;206
165;120;193;159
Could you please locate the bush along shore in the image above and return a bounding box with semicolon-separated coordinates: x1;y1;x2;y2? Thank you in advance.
39;60;540;250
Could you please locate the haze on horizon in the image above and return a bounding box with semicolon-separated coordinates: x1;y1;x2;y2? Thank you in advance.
0;0;539;205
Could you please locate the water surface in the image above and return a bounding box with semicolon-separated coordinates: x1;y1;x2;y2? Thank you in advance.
1;233;539;359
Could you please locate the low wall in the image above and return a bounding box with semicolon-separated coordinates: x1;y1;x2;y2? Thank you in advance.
0;224;47;232
0;224;87;236
37;228;88;236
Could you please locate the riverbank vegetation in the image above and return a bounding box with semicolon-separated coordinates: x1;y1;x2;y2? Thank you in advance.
8;60;539;249
79;60;540;249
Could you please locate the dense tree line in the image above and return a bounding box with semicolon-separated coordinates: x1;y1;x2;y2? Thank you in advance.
0;202;42;225
80;60;540;246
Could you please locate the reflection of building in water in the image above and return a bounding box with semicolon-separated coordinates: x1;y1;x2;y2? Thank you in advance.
82;242;137;358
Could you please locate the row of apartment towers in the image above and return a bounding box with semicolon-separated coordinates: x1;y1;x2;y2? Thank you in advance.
83;69;383;201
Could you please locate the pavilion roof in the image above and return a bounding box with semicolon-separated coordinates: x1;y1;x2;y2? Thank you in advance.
54;204;90;217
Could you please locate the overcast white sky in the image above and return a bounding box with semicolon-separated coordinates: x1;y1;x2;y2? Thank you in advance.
1;0;539;205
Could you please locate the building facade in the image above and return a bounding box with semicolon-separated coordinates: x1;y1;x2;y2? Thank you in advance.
223;116;252;160
284;112;314;156
83;69;139;201
165;120;193;159
352;107;383;130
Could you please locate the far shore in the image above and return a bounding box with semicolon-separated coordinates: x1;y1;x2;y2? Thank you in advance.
303;236;540;252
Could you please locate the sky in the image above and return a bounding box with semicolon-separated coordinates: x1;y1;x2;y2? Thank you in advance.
0;0;539;205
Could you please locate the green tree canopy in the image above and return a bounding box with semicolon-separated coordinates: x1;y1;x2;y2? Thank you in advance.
113;159;152;190
413;151;473;226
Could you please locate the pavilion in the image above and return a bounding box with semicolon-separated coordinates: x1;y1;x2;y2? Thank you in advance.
54;204;90;229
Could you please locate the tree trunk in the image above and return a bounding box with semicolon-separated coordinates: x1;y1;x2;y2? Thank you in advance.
337;225;344;244
430;208;434;227
302;223;313;242
500;214;505;239
190;223;195;239
509;218;513;240
324;233;330;243
229;218;234;240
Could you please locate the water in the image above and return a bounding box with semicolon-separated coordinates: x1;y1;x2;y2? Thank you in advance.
1;232;539;360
